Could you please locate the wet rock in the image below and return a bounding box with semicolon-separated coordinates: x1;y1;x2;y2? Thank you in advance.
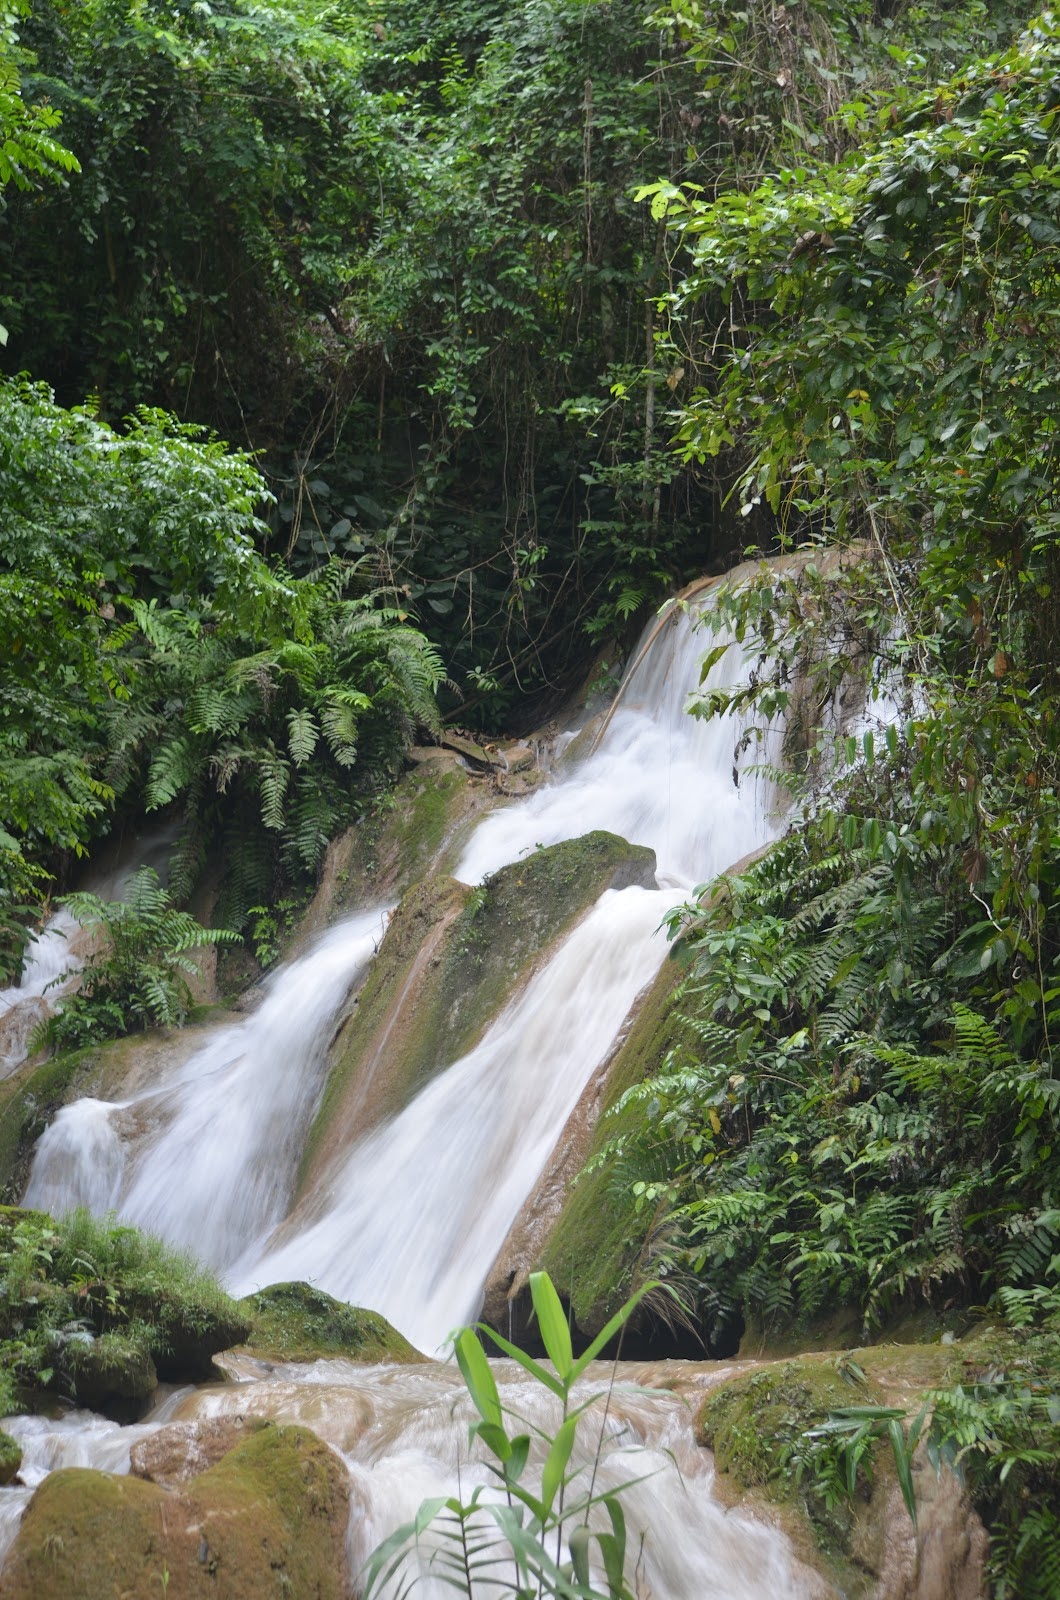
239;1282;420;1363
59;1330;158;1421
500;741;535;772
130;1416;258;1489
440;732;496;767
851;1460;988;1600
2;1422;350;1600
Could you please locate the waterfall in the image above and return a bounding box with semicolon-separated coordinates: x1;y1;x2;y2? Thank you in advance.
457;616;781;890
22;603;784;1333
25;910;390;1271
1;595;823;1596
233;887;682;1352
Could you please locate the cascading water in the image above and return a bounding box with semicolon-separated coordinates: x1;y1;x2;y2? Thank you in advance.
0;827;178;1079
457;615;782;890
232;887;683;1352
25;909;391;1271
2;594;822;1597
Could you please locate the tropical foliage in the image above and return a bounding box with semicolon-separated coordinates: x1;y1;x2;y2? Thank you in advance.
0;377;442;975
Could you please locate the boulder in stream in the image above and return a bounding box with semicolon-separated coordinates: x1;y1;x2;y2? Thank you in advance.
2;1422;350;1600
238;1281;421;1363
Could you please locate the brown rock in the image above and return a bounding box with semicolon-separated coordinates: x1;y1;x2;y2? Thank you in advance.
130;1416;257;1489
850;1455;989;1600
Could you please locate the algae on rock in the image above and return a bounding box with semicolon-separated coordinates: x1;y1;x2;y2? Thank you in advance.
533;958;688;1341
239;1281;421;1363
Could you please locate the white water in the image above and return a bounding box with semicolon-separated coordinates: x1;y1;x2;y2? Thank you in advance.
234;887;681;1352
458;612;782;890
3;1359;824;1598
25;909;390;1271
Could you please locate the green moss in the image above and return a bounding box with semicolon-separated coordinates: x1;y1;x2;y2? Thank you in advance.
1;1423;349;1599
60;1330;157;1418
0;1208;251;1418
239;1281;421;1363
699;1357;885;1556
538;959;686;1335
330;755;475;910
302;830;655;1189
0;1428;21;1485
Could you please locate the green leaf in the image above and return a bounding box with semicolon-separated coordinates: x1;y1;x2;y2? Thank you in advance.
529;1270;573;1381
540;1413;577;1515
455;1327;503;1428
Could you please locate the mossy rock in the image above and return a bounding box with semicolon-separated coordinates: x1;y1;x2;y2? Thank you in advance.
0;1427;21;1485
698;1356;886;1560
59;1330;158;1420
301;830;656;1189
240;1282;421;1363
310;751;481;926
126;1286;253;1382
536;958;687;1338
1;1422;349;1599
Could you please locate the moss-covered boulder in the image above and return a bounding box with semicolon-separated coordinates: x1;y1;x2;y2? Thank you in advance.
1;1422;350;1599
0;1427;22;1485
119;1285;252;1382
239;1282;421;1364
59;1330;158;1420
301;830;656;1189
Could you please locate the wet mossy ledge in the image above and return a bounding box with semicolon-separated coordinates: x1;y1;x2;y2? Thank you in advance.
531;957;689;1347
0;1210;420;1427
299;829;657;1191
2;1422;350;1600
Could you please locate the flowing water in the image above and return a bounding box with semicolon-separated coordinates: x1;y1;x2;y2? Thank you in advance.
0;1358;829;1598
0;827;177;1079
1;599;821;1596
25;909;392;1271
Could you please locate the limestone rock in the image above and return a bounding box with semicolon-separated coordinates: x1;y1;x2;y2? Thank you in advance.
851;1460;989;1600
130;1416;257;1489
2;1422;350;1600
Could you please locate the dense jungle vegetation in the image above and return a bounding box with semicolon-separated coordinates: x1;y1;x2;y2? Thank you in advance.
3;0;1060;1589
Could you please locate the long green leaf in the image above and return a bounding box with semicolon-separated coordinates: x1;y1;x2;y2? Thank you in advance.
480;1325;566;1398
541;1413;577;1516
456;1327;503;1428
530;1270;573;1381
887;1418;918;1529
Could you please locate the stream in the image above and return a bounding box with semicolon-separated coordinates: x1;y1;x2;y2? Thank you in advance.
0;598;827;1597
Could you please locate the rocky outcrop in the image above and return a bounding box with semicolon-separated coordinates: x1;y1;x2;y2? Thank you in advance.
2;1423;350;1600
298;830;657;1197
